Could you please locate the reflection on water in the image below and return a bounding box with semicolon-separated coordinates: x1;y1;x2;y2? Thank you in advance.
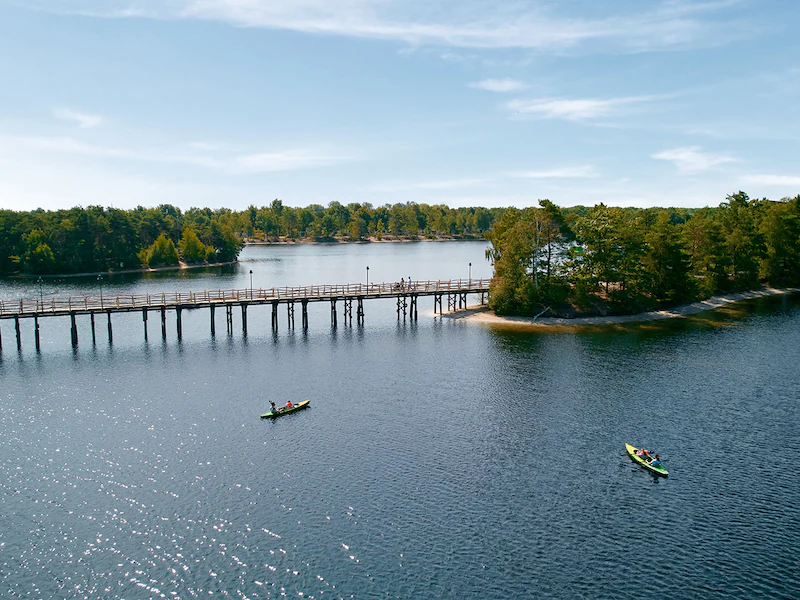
1;244;798;598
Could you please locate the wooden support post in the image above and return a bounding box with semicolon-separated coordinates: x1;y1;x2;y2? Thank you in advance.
356;297;364;325
107;311;113;344
176;307;183;340
434;294;442;315
331;299;337;327
241;304;247;336
448;293;457;312
287;301;294;329
161;307;167;340
14;315;21;351
344;298;353;326
272;301;279;331
301;299;309;329
90;312;96;345
142;307;148;341
70;313;78;347
34;315;40;351
411;294;418;320
210;305;216;337
226;305;233;335
0;324;3;350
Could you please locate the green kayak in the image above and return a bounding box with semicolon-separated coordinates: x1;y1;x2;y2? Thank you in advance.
261;400;310;419
626;443;669;477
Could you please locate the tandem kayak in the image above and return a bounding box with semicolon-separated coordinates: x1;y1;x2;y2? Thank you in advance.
261;400;310;419
626;443;669;477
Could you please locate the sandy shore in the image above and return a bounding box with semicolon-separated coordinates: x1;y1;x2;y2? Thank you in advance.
446;287;800;329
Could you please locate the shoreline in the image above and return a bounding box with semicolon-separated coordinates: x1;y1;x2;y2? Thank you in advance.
244;235;486;245
446;287;800;329
8;260;238;280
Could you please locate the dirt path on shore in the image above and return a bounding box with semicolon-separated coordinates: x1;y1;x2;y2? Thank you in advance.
446;287;800;329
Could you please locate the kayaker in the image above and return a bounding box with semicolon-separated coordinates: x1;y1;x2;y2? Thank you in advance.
270;401;277;414
286;401;293;408
650;454;662;467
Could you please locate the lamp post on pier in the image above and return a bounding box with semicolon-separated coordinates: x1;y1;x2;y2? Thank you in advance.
366;266;370;291
97;274;103;309
37;277;43;310
249;269;253;299
469;262;472;283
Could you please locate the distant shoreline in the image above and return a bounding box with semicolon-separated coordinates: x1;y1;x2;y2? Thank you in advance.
243;235;486;245
445;287;800;329
8;261;237;280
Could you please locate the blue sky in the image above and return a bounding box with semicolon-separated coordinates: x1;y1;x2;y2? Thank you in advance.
1;0;799;211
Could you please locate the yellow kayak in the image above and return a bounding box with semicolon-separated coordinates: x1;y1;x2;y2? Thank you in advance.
626;443;668;477
261;400;311;419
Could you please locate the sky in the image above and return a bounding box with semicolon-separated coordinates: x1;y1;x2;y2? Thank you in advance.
1;0;799;212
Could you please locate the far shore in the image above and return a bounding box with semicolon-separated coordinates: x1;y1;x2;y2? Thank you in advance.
444;287;800;329
244;235;486;245
10;260;237;280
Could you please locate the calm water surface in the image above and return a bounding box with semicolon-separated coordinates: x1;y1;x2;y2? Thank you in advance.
1;243;798;599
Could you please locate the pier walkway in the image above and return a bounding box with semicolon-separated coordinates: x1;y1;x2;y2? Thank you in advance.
0;279;490;351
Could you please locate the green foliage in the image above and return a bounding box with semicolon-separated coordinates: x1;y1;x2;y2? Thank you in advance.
179;228;207;264
144;234;180;267
487;193;800;317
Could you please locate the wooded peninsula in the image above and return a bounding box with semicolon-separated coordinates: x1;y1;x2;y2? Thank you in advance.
487;192;800;317
2;192;799;320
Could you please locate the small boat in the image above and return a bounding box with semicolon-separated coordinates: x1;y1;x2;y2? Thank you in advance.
626;443;668;477
261;400;310;419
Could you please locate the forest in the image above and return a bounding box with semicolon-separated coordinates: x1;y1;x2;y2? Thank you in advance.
0;201;502;275
486;192;800;317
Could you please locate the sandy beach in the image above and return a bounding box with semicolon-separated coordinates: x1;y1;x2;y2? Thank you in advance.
446;286;800;329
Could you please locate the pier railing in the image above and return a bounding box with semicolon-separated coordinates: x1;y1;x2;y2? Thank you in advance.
0;279;490;317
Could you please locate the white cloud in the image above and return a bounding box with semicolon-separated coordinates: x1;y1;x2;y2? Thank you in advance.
508;165;599;179
53;107;104;128
469;78;528;93
740;174;800;186
506;96;653;121
32;0;747;52
0;135;353;173
652;146;737;173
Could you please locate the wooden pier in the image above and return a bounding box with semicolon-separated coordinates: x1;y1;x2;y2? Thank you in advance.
0;279;489;351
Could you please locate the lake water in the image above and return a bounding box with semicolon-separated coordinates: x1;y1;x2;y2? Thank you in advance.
1;242;798;599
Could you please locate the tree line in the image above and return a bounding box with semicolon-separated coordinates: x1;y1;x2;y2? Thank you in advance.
0;201;502;275
486;192;800;316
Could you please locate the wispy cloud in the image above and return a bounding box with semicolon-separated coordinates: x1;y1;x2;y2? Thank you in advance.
508;165;599;179
740;174;800;186
652;146;737;173
53;107;104;128
31;0;749;52
469;78;528;93
506;96;654;121
2;135;353;173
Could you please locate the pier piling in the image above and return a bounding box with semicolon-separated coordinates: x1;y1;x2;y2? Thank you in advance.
161;307;167;340
142;307;148;341
176;307;182;340
14;315;21;351
210;305;216;337
107;311;113;343
70;313;78;347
